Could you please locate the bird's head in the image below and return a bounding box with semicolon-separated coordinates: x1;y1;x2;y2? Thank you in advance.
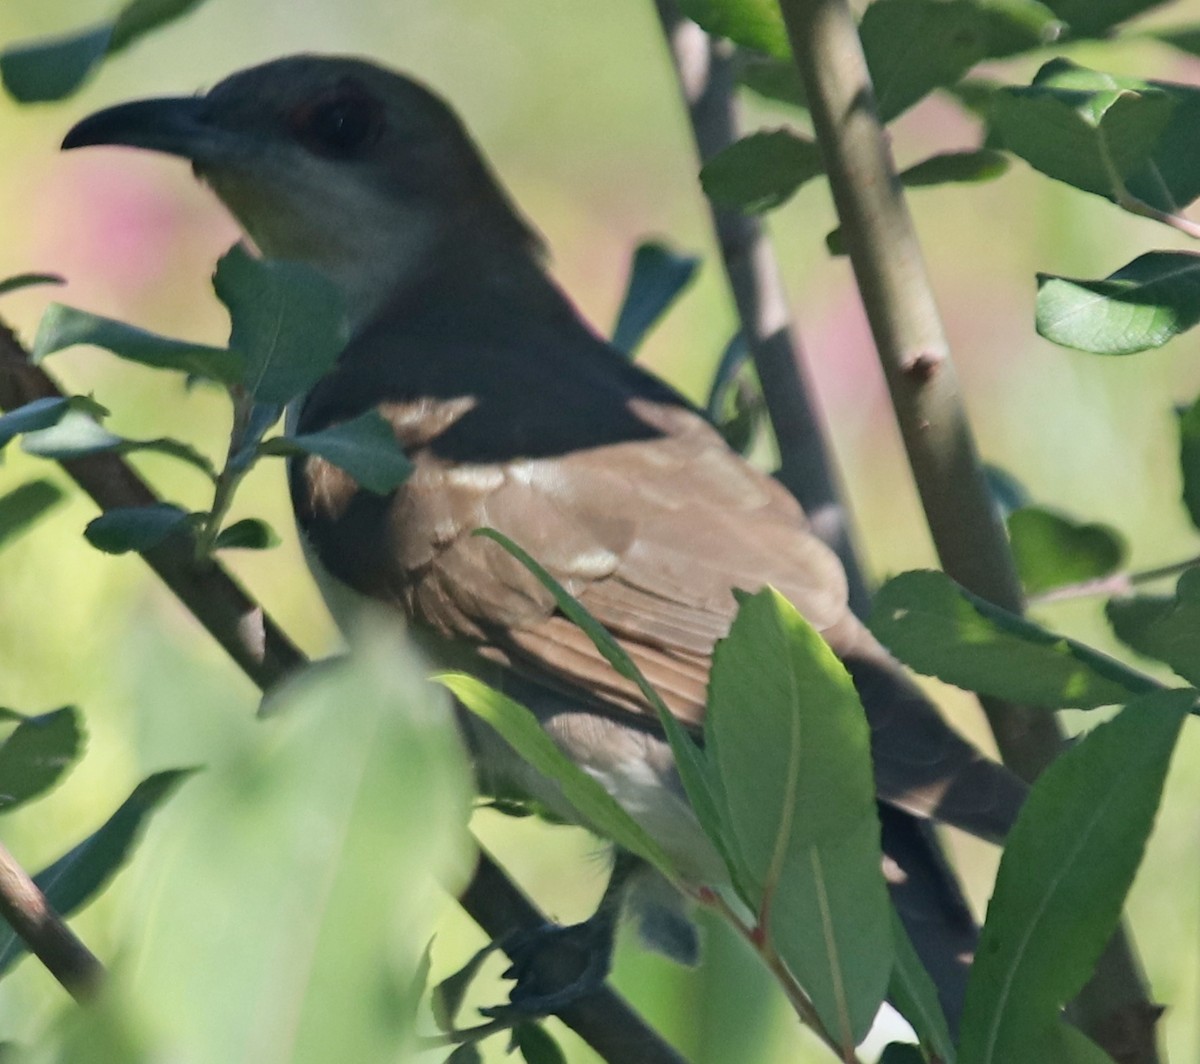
63;54;540;326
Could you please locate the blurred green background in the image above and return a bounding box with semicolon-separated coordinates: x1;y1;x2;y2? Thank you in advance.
1;1;1200;1060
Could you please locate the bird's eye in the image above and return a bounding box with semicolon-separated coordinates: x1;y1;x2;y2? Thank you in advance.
290;82;384;159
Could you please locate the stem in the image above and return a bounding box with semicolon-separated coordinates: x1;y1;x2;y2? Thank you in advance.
1029;554;1200;606
0;839;103;1002
777;0;1159;1057
193;387;254;563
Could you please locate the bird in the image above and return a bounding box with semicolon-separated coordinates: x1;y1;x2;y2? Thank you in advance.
61;54;1026;1028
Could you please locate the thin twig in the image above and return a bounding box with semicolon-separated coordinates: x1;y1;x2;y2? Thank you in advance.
775;0;1160;1058
1029;554;1200;606
0;320;685;1064
0;840;102;1002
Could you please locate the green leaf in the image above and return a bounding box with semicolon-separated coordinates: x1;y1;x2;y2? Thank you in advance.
0;769;193;976
862;0;991;122
989;60;1200;215
0;273;63;297
707;588;892;1046
98;629;472;1062
0;707;82;813
899;149;1009;188
0;0;208;103
1046;0;1169;38
33;303;241;384
738;57;807;108
879;1044;926;1064
1106;568;1200;686
0;396;107;451
1008;507;1126;594
261;410;411;495
470;528;729;876
869;570;1154;708
1036;252;1200;355
674;0;791;58
611;242;699;357
514;1023;567;1064
700;130;824;214
446;1046;483;1064
887;910;956;1063
213;518;279;551
1179;396;1200;530
442;673;679;880
214;245;345;406
84;504;193;554
431;942;494;1031
0;479;64;549
1153;24;1200;58
958;689;1191;1064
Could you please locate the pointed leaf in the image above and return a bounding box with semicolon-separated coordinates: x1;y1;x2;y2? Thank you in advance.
0;769;193;976
674;0;790;58
261;410;411;494
1047;0;1169;38
0;0;208;103
0;273;63;297
33;303;240;384
899;149;1009;187
514;1023;567;1064
958;689;1191;1063
700;130;824;214
213;518;279;551
0;479;64;549
1008;507;1126;594
708;588;891;1045
1106;568;1200;686
611;242;699;357
84;504;193;554
869;570;1153;708
887;910;956;1063
442;674;678;881
214;245;345;406
431;942;495;1031
1037;252;1200;355
1179;395;1200;530
0;707;82;813
0;396;107;451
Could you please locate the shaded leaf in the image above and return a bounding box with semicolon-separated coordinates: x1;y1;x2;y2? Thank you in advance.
1037;252;1200;355
985;464;1030;518
214;245;345;406
1153;24;1200;58
0;707;82;813
0;769;193;976
261;410;411;494
958;690;1191;1063
431;942;496;1031
0;479;64;549
33;303;240;384
862;0;990;122
442;674;678;880
990;60;1200;214
84;504;193;554
1179;396;1200;530
0;396;107;451
899;149;1009;187
515;1023;567;1064
0;273;63;297
738;57;807;108
708;589;891;1045
700;130;824;213
1106;567;1200;686
1047;0;1169;38
879;1044;926;1064
445;1046;483;1064
887;910;956;1064
674;0;790;58
470;528;728;874
1008;507;1126;594
213;518;279;551
869;570;1153;708
102;629;472;1062
611;242;699;357
0;0;208;103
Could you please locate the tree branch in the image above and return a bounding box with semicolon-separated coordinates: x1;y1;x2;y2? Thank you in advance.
0;320;684;1064
775;0;1159;1058
0;839;102;1002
